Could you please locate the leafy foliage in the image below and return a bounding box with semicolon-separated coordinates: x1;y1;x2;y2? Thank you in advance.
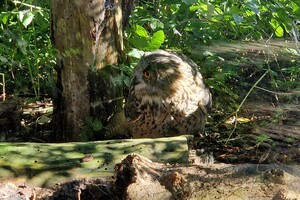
0;0;56;98
255;133;273;145
1;0;300;141
2;0;299;105
127;0;299;48
81;116;103;141
125;0;300;113
128;25;165;50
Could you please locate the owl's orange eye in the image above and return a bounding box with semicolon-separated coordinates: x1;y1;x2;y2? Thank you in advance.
143;71;151;79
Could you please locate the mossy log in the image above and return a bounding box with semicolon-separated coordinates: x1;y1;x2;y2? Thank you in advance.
0;135;190;187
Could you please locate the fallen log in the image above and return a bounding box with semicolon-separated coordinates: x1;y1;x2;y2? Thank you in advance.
0;153;299;199
0;135;191;187
115;154;300;200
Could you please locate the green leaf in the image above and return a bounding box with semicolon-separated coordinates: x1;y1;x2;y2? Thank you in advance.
189;5;201;11
18;10;25;22
128;48;144;59
233;14;244;25
207;3;215;19
148;30;164;50
291;2;300;12
123;76;131;87
256;134;272;143
16;39;28;55
1;13;10;24
195;3;207;11
149;18;164;30
135;25;149;38
282;22;292;33
0;56;8;64
269;69;278;77
22;12;34;28
230;6;240;14
81;130;91;142
270;19;284;37
215;7;223;14
247;0;259;14
182;0;197;5
128;35;149;50
84;116;93;124
92;119;102;131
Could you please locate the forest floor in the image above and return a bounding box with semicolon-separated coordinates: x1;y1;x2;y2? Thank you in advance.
0;95;299;199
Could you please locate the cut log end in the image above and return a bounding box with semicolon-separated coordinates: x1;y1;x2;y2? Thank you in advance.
114;153;191;200
114;153;300;200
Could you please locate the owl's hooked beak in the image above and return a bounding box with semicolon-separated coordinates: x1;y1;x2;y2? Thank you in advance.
131;76;141;86
131;74;159;97
130;75;147;94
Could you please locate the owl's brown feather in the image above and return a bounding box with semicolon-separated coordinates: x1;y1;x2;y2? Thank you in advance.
125;50;211;138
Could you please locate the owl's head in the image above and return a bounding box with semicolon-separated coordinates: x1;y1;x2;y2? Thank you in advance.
130;50;185;98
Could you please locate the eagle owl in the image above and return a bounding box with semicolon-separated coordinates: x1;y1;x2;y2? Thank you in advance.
125;50;212;138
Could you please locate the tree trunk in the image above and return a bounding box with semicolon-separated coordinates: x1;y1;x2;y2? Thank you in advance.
50;0;124;141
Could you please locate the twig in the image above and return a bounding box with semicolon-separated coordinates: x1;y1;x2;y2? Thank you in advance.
254;86;294;96
90;96;124;109
101;96;124;103
225;69;270;145
11;0;44;10
225;34;279;145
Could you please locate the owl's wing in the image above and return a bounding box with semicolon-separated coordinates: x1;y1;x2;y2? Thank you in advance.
171;51;212;113
124;93;139;121
198;88;212;114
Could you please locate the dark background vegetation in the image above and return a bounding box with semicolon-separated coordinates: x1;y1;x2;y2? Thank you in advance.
0;0;299;143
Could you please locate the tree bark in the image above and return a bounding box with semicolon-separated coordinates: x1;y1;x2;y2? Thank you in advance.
50;0;124;141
